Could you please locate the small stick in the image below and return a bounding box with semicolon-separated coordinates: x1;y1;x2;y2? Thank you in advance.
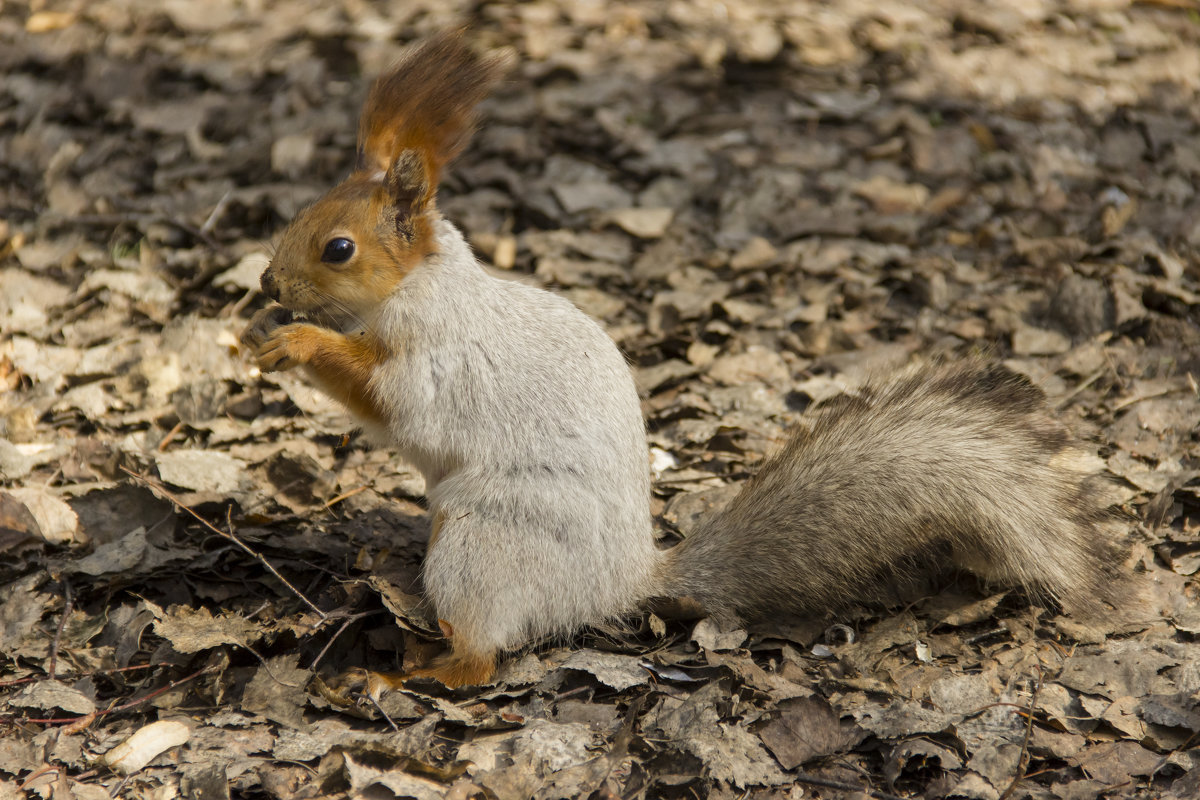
0;676;38;688
1148;730;1198;783
48;580;73;680
121;467;327;620
999;668;1042;800
157;420;186;452
110;772;136;797
200;190;232;235
791;773;909;800
226;286;259;319
362;692;400;733
0;663;158;688
307;613;374;672
15;664;217;726
19;765;58;791
324;485;368;508
58;211;227;255
1112;386;1177;412
1055;368;1105;409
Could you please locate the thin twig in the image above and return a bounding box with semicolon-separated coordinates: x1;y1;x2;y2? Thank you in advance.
121;467;327;620
363;692;400;732
791;772;909;800
0;663;158;688
15;665;217;726
1000;668;1042;800
48;580;73;680
324;485;368;508
19;765;58;791
200;190;232;235
1055;368;1105;410
1112;386;1177;412
109;772;134;797
56;211;227;255
1148;730;1198;784
236;639;310;689
0;676;38;688
81;665;216;717
308;613;368;672
157;420;186;452
226;286;259;320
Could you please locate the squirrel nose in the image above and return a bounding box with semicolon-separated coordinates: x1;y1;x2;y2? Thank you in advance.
260;268;279;301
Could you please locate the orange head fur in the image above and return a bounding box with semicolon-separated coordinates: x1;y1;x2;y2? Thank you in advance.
260;32;508;325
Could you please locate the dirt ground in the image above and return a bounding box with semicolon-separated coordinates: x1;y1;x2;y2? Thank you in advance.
2;0;1200;798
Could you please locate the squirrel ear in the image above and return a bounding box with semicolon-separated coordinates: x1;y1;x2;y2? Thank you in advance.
383;149;432;214
354;32;507;190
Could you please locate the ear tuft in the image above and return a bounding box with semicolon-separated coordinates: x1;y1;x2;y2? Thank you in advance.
356;32;508;199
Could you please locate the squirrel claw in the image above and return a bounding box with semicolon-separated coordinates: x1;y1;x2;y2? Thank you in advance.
309;670;361;708
242;306;306;372
240;305;293;353
254;321;323;372
318;666;407;706
255;326;300;372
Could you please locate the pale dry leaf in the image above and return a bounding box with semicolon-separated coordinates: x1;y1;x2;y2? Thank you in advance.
0;269;71;332
104;719;191;774
729;236;777;271
607;207;674;239
1011;325;1072;356
0;575;51;652
964;742;1022;794
241;653;311;729
690;617;747;652
936;592;1008;627
884;739;963;784
949;770;999;800
79;270;175;319
146;599;263;653
852;174;930;214
344;755;446;800
1;488;80;545
852;699;955;739
654;681;788;787
558;650;649;691
7;680;96;715
1058;642;1183;699
69;527;148;576
758;696;864;770
1069;741;1162;785
707;346;790;386
155;449;249;494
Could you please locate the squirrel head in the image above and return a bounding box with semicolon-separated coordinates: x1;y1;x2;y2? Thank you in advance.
260;32;508;326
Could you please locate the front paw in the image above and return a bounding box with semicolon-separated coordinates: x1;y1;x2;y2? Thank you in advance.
255;322;322;372
240;305;293;353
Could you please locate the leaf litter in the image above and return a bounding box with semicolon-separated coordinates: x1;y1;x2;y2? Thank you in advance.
2;0;1199;797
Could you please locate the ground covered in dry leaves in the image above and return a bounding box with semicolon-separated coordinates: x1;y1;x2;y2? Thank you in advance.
2;0;1200;798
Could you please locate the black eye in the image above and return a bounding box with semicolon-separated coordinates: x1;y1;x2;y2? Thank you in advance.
321;237;355;264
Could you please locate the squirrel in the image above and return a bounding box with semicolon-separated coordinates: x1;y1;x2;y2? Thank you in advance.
240;33;1132;690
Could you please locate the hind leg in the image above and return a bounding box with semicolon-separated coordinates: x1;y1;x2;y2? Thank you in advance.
327;633;497;703
358;637;497;694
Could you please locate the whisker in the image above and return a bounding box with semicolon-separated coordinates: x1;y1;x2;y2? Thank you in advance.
310;287;382;341
253;235;279;259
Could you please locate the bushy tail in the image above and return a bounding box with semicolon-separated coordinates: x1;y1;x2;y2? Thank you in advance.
660;361;1133;624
